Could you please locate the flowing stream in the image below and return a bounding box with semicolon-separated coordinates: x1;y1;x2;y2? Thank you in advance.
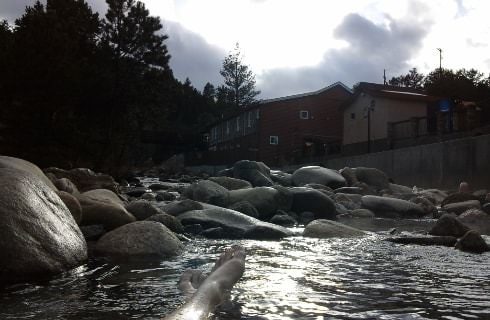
1;231;489;319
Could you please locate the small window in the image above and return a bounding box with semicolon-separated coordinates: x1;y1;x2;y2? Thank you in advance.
351;112;356;119
236;117;240;131
248;112;252;127
226;121;230;135
300;110;309;119
270;135;279;145
256;109;260;119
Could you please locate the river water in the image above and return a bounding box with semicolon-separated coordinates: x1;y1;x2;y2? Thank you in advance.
1;229;489;320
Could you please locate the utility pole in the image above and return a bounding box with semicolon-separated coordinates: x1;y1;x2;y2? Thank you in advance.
383;69;387;85
436;48;442;79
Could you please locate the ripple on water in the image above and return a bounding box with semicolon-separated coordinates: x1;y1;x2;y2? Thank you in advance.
0;234;489;319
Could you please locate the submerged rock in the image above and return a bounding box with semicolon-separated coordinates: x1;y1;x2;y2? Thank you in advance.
95;221;183;258
0;168;87;284
303;219;366;238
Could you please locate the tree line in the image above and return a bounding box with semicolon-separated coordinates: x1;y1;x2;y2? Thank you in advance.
0;0;259;176
387;67;490;103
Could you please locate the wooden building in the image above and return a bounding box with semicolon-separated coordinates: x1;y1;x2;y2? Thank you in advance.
206;82;353;166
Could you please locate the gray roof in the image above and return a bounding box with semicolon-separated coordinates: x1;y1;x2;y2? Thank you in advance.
259;81;353;104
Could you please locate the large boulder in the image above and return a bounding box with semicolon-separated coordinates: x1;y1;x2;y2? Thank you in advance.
418;189;448;206
78;189;136;230
334;193;362;210
303;219;366;238
389;183;414;195
0;155;57;190
208;176;252;190
176;205;292;240
228;187;287;220
0;168;87;284
429;214;470;237
290;187;337;219
232;160;273;187
95;221;183;258
353;167;390;191
183;180;230;206
126;200;163;220
442;200;481;215
455;230;490;253
458;209;490;235
44;167;119;193
361;195;425;218
291;166;346;189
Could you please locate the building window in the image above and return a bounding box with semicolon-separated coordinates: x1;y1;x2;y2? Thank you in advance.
270;135;279;145
351;112;356;119
256;109;260;119
300;110;309;119
248;112;252;127
236;117;240;131
226;121;230;135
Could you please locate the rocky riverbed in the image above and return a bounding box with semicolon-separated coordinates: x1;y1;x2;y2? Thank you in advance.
0;156;489;319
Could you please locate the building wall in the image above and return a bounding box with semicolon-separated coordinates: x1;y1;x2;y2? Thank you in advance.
343;94;428;145
326;133;490;190
258;85;351;166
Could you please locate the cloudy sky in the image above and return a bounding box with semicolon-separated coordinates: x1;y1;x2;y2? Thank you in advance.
1;0;489;98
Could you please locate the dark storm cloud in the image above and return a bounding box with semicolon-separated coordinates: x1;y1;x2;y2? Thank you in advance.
165;21;226;91
0;0;107;23
258;7;433;98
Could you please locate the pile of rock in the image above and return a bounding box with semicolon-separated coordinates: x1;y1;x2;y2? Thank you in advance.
2;155;488;285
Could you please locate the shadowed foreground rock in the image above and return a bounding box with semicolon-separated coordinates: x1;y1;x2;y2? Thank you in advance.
303;219;366;238
95;221;183;258
0;168;87;284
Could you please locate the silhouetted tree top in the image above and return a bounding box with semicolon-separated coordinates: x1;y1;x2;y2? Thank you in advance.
219;43;260;109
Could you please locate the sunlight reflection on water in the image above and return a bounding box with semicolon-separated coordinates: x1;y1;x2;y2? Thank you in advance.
1;234;489;319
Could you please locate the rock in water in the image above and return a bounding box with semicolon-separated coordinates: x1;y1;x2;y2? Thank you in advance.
232;160;273;187
95;221;183;258
361;195;425;218
183;180;230;207
292;166;346;189
0;168;87;284
303;219;366;238
177;205;292;240
78;189;136;230
455;230;490;253
290;187;337;220
429;214;470;237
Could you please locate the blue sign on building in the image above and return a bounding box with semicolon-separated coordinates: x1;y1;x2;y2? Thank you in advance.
439;99;452;112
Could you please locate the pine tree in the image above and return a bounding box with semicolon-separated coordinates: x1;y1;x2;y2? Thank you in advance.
219;43;260;108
